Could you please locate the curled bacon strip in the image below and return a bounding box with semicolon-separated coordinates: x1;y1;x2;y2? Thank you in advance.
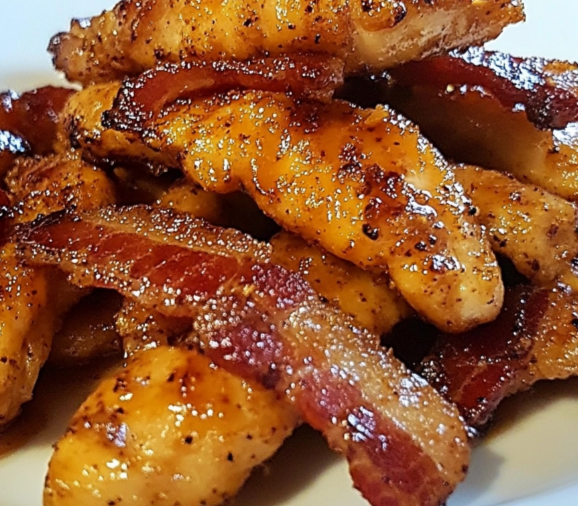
17;206;469;506
104;56;344;132
388;47;578;129
419;285;578;431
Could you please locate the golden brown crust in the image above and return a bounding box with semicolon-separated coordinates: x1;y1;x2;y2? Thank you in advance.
49;0;524;85
453;165;578;286
45;346;299;506
270;231;412;335
5;153;117;224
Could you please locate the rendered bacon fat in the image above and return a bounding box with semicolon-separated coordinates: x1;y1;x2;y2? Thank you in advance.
49;0;523;85
419;286;578;430
106;56;344;132
18;206;470;506
102;89;503;332
389;47;578;130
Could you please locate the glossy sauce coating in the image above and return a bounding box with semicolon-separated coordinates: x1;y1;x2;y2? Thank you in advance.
420;286;578;430
0;87;74;176
453;164;578;287
45;346;298;506
129;90;502;332
385;52;578;201
19;206;470;506
49;0;523;84
0;146;117;427
270;230;412;335
389;47;578;130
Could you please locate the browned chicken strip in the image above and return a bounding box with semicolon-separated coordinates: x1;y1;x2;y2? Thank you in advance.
6;153;117;224
62;82;168;171
49;0;524;85
453;164;578;287
0;149;116;427
0;251;82;428
270;231;412;335
107;90;502;332
45;346;299;506
64;82;504;331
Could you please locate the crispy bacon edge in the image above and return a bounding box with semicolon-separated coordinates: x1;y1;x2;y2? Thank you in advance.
419;286;565;431
16;206;469;506
103;56;345;133
388;47;578;130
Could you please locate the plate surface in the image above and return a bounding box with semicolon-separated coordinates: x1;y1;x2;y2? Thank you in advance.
1;1;578;505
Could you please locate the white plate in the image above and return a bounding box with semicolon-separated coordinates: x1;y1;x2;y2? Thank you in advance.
0;1;578;505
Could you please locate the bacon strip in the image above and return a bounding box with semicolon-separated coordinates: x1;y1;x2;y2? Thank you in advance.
17;206;469;506
104;56;344;133
0;87;74;174
388;47;578;130
419;286;578;431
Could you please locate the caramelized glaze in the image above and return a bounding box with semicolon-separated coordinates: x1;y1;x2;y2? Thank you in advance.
19;205;470;506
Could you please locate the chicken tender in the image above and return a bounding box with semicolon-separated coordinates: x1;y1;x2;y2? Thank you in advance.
0;148;116;426
0;248;82;427
109;90;502;332
270;231;412;335
384;49;578;200
6;153;117;224
453;164;578;287
44;346;299;506
63;82;168;170
49;0;523;85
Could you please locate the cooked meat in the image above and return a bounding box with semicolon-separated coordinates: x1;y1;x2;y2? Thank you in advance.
383;49;578;201
44;346;299;506
453;164;578;287
63;82;168;171
49;0;523;85
101;88;502;332
49;291;123;366
0;87;74;176
18;205;470;506
115;300;191;355
0;146;117;427
0;248;83;428
388;47;578;130
106;55;345;133
156;179;229;226
270;231;412;335
419;286;578;430
5;153;117;224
